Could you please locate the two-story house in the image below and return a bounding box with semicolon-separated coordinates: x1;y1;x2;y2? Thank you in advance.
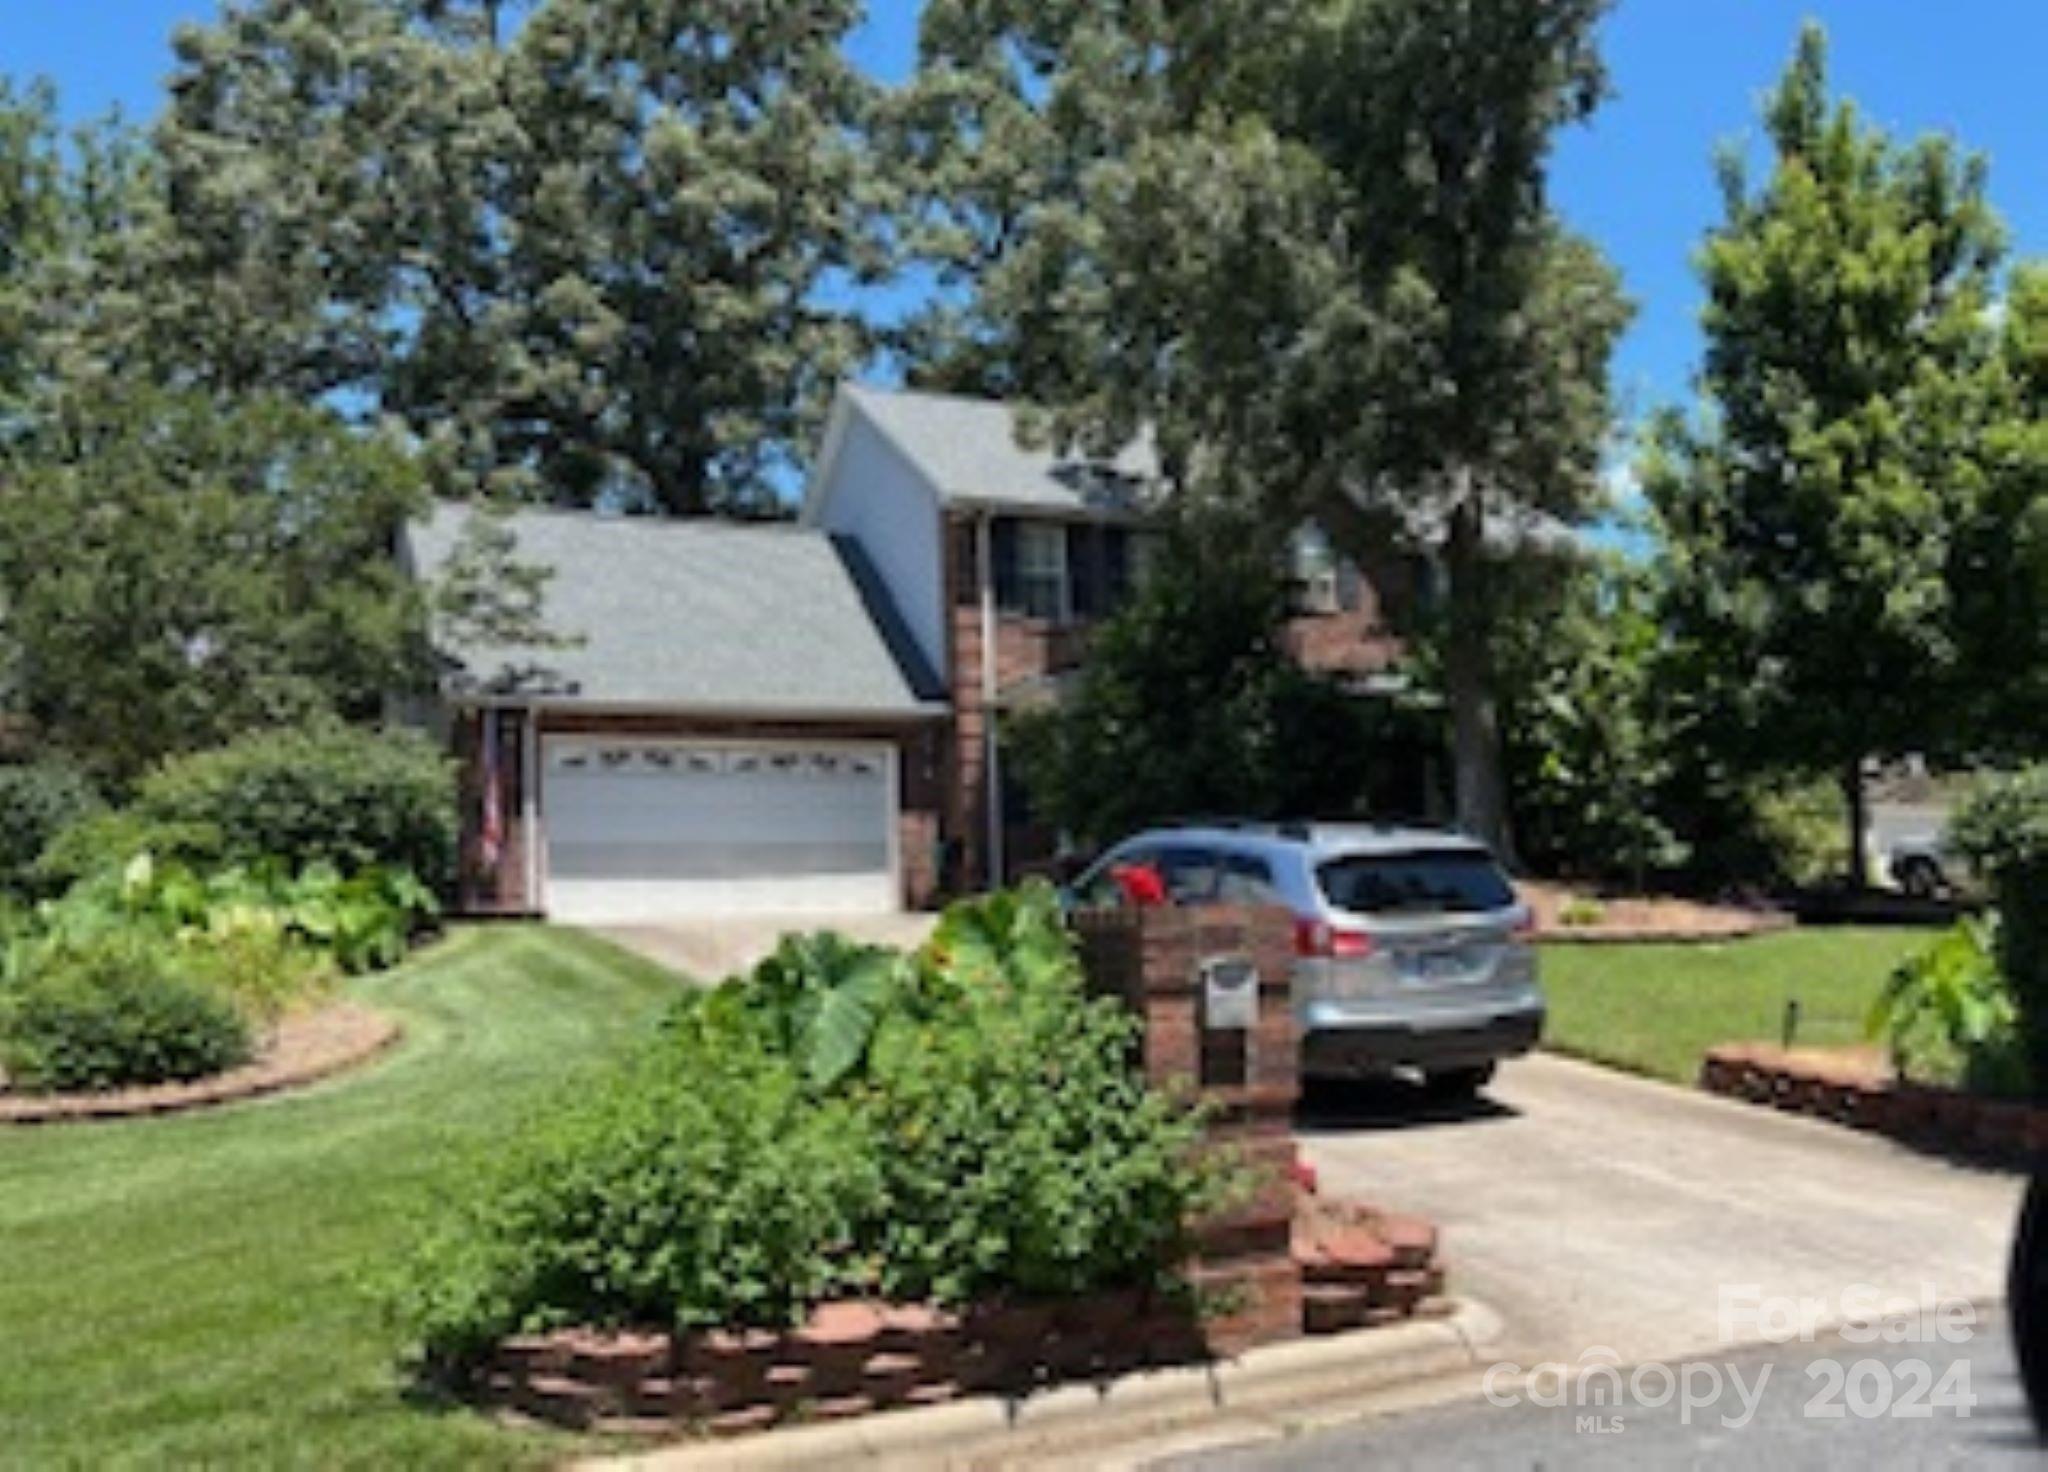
405;383;1412;923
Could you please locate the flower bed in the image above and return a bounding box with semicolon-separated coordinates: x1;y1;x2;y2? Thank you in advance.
1521;881;1792;944
444;897;1451;1444
0;1002;399;1125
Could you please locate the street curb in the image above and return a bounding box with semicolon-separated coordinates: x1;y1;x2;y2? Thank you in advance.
584;1299;1503;1471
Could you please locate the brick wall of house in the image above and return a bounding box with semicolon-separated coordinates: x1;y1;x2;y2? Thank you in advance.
937;509;1419;890
939;513;1111;890
453;707;946;916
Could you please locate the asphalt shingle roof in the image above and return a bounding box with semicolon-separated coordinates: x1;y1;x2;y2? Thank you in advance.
842;383;1158;515
405;505;946;717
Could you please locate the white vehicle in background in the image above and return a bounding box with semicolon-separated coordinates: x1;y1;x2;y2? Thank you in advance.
1884;831;1968;899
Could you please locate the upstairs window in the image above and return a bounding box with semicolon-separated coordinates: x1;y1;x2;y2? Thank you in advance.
1016;522;1068;621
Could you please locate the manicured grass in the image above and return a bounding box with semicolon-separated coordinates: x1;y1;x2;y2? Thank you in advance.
1539;926;1938;1085
0;926;683;1470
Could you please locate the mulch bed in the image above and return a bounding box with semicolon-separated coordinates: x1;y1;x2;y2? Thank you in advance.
0;1003;401;1126
1521;881;1793;944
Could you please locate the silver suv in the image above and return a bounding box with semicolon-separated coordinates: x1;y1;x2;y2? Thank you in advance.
1070;822;1543;1096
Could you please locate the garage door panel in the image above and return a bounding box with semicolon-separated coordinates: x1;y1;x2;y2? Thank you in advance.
545;839;889;882
542;737;899;921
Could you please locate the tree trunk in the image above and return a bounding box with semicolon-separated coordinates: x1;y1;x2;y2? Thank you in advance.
1444;489;1516;866
1843;759;1870;891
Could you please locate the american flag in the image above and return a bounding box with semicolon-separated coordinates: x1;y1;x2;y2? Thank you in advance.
479;713;504;872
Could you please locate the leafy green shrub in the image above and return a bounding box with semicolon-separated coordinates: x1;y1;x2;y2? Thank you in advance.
1867;918;2027;1097
1558;896;1607;928
1751;778;1850;889
0;934;253;1093
31;809;221;893
125;857;440;976
1954;766;2048;1092
177;924;337;1026
0;761;103;895
127;725;457;893
11;854;428;1021
392;1032;885;1369
393;885;1224;1369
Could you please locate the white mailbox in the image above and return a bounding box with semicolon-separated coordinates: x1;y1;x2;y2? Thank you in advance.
1200;956;1260;1032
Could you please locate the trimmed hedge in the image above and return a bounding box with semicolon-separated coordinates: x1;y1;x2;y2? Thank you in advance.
124;725;458;894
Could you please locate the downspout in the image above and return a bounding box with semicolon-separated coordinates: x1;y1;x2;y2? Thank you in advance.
977;512;1005;889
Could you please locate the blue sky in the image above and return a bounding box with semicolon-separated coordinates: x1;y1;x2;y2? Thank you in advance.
4;0;2044;418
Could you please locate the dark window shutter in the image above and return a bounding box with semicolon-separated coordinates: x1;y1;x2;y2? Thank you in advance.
991;518;1021;611
1068;524;1102;620
1103;527;1132;607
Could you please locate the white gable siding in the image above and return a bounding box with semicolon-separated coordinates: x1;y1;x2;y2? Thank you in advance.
813;412;948;676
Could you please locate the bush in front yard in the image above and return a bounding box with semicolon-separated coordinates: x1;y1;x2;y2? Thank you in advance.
392;1029;885;1369
0;935;253;1093
1954;766;2048;1093
392;887;1224;1370
1867;918;2027;1096
126;724;457;893
0;761;103;895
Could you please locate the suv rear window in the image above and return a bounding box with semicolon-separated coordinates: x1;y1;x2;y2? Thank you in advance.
1316;849;1515;915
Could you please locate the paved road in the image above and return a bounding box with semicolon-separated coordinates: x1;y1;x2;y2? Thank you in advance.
1167;1316;2039;1470
1296;1055;2023;1367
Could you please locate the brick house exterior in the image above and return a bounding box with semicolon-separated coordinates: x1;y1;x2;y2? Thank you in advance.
411;383;1427;921
805;385;1420;895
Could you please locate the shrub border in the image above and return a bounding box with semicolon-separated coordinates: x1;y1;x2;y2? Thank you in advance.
0;1003;400;1126
473;1190;1445;1440
1699;1042;2048;1165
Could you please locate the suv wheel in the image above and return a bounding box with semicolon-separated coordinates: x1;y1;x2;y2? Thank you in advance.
1422;1063;1497;1100
1896;856;1946;899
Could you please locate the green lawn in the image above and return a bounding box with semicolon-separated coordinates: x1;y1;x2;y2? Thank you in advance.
1539;926;1938;1084
0;925;682;1471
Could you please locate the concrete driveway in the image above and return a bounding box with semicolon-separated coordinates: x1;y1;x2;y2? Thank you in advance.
595;912;937;983
1302;1054;2024;1368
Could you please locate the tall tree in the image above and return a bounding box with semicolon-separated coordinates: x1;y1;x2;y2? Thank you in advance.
1954;263;2048;753
122;0;888;513
903;0;1629;858
0;383;430;783
0;81;149;425
1007;515;1375;850
1648;25;2007;886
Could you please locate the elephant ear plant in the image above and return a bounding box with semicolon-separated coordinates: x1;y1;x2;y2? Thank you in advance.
1953;767;2048;1097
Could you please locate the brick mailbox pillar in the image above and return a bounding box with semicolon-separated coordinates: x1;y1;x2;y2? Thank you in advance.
1073;905;1303;1355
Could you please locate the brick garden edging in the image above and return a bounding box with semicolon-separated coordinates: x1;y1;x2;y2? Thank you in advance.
476;1187;1448;1440
472;906;1451;1443
1699;1042;2048;1164
0;1003;400;1126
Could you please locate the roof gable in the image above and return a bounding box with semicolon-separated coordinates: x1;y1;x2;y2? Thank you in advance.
816;383;1159;519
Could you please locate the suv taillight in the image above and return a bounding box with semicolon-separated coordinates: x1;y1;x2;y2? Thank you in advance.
1295;919;1374;959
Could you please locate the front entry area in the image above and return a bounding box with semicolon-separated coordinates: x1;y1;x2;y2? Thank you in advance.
540;735;901;923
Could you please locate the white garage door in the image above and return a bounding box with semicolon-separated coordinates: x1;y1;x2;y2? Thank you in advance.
542;736;900;922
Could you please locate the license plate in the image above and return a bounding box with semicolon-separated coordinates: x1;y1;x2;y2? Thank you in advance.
1401;947;1471;983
